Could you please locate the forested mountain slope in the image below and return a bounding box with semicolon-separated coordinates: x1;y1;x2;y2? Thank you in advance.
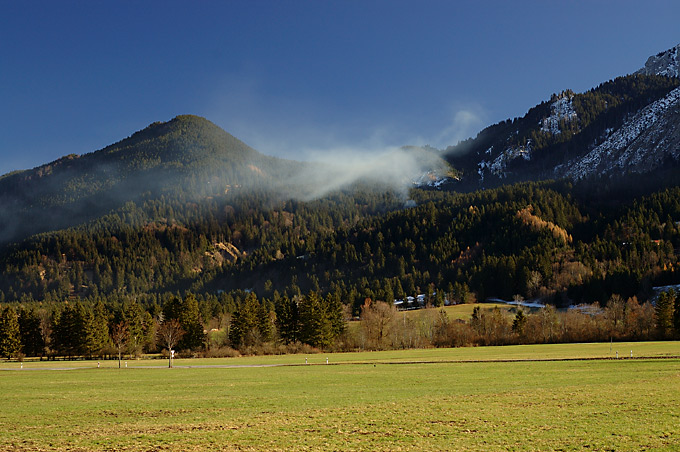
1;44;680;316
0;115;295;244
443;44;680;189
1;173;679;315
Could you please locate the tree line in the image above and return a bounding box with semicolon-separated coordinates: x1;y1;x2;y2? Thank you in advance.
1;289;678;360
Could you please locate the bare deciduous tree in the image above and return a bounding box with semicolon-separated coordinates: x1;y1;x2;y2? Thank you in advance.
157;319;184;368
110;321;129;369
360;299;396;350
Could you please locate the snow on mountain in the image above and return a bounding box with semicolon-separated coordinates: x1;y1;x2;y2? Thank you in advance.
562;85;680;179
445;43;680;187
478;142;532;180
540;93;578;135
635;44;680;78
412;170;454;188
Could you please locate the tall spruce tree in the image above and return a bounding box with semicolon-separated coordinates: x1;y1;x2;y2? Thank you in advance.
53;303;87;357
275;295;299;344
655;290;675;338
229;293;261;347
257;302;273;343
121;302;149;356
18;307;44;357
178;293;205;350
326;292;346;340
0;306;21;359
298;292;334;348
674;292;680;338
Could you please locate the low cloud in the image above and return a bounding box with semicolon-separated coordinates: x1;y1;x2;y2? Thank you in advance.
282;145;450;201
435;108;485;148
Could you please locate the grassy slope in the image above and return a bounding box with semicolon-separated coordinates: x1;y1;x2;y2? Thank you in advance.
1;343;679;451
402;303;522;321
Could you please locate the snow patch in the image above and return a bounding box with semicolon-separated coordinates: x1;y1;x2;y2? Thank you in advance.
478;142;532;179
636;44;680;78
564;86;680;179
540;94;578;135
487;298;546;308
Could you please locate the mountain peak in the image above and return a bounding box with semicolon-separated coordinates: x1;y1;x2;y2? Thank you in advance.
635;44;680;78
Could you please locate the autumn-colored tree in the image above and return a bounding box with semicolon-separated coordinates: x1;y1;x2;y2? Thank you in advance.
360;299;395;350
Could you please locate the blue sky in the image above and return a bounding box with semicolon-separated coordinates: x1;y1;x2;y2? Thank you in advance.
2;0;680;176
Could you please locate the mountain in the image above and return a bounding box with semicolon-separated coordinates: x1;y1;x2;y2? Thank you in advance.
0;44;680;313
560;85;680;179
443;44;680;189
0;115;294;244
635;44;680;78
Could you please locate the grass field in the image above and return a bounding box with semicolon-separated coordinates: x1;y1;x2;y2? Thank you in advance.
400;302;535;322
1;342;679;451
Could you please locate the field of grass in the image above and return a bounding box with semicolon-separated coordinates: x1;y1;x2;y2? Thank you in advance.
401;302;529;322
1;342;679;451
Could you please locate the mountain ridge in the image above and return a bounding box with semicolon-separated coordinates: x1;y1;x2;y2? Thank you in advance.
0;44;680;311
442;44;680;189
636;43;680;78
0;115;292;244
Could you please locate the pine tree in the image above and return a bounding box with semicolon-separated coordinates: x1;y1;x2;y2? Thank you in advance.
512;310;527;338
257;302;273;343
298;292;331;348
655;290;675;338
18;307;44;357
178;293;205;350
229;293;260;347
53;303;87;357
81;303;109;357
0;307;22;359
122;302;147;356
275;295;299;344
89;301;110;356
326;292;346;340
674;292;680;338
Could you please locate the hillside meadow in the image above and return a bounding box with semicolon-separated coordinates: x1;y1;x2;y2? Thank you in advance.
1;342;679;451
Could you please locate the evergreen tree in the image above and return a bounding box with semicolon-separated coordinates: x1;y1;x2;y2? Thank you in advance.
674;292;680;338
178;293;205;350
18;307;44;357
229;293;261;347
512;310;527;338
53;303;87;357
257;302;273;343
298;292;333;348
163;294;204;350
121;302;147;356
326;292;346;340
83;302;109;357
0;306;21;358
655;290;675;338
275;295;299;344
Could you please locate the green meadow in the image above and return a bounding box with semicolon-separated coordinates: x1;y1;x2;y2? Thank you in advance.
1;342;679;451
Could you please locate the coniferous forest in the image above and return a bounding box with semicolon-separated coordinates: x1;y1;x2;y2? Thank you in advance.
1;114;680;359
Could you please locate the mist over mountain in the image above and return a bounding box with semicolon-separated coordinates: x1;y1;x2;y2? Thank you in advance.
1;43;680;314
0;115;451;245
0;115;284;243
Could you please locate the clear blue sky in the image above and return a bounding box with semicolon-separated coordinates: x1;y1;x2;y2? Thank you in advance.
2;0;680;176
